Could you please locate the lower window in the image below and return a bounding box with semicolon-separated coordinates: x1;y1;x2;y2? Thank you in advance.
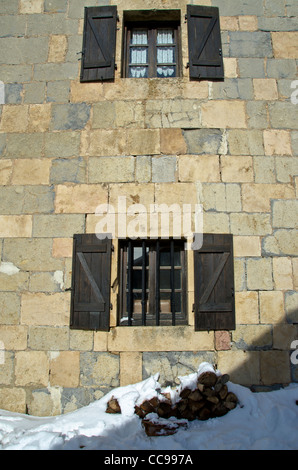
119;239;187;326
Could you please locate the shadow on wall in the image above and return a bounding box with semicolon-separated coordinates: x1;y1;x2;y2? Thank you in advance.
142;306;298;392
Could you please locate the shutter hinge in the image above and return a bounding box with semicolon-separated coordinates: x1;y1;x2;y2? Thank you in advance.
192;303;195;313
110;303;113;310
186;62;189;69
185;14;188;22
111;244;115;252
65;287;73;292
219;48;222;56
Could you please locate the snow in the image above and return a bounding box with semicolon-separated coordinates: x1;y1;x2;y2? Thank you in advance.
0;362;297;451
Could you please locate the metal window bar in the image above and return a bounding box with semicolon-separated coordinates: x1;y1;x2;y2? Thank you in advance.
155;240;160;326
127;240;133;326
170;239;176;326
141;240;147;326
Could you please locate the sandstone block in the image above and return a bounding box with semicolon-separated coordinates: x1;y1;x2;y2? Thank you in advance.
230;213;271;235
0;326;27;350
183;129;223;155
262;229;298;256
238;15;258;31
178;155;220;182
135;156;151;183
11;159;51;185
15;351;49;387
80;352;120;388
242;183;295;212
221;155;253;182
272;32;298;58
152;156;176;183
45;131;81;158
268;102;297;129
88;157;135;183
260;351;291;384
260;291;285;323
273;257;293;290
285;291;298;323
246;258;273;290
254;156;275;183
4;238;63;271
272;200;298;228
51;103;90;131
253;78;278;100
33;214;84;237
48;34;67;62
217;350;260;386
215;331;231;350
0;215;32;238
21;292;70;326
235;291;259;324
0;388;26;413
0;292;20;324
70;81;104;102
28;326;69;350
0;160;12;185
201;100;246;128
20;0;43;14
264;130;292;156
120;352;142;386
228;130;264;155
203;212;230;234
273;324;297;350
127;129;160;156
233;325;272;350
233;236;261;257
0;105;28;133
70;329;93;351
86;130;127;157
160;129;187;155
55;184;108;214
52;238;73;258
50;351;80;387
28;104;51;133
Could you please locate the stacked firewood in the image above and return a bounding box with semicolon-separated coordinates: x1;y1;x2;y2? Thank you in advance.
106;370;238;436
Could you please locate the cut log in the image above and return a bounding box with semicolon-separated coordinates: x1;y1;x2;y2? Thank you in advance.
142;417;188;437
198;371;217;388
188;389;203;402
106;397;121;414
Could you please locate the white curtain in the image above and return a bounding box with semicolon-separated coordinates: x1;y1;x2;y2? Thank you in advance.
157;29;175;77
130;30;148;78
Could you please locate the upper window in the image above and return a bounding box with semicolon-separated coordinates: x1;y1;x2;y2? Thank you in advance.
122;16;181;78
80;5;224;82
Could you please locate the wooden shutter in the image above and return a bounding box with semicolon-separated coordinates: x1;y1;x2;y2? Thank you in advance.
193;234;235;331
187;5;224;80
70;234;112;331
80;6;117;82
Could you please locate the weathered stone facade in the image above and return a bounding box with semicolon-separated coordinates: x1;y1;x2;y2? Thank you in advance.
0;0;297;416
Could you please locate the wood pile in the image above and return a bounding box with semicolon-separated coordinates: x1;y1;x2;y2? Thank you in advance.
106;370;238;436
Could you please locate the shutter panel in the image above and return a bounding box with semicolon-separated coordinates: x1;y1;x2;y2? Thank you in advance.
70;234;112;331
80;6;117;82
194;234;235;331
187;5;224;80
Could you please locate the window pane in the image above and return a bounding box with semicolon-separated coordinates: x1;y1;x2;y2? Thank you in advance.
131;30;148;45
157;29;174;45
160;248;181;266
129;66;148;78
157;66;175;77
160;269;181;289
130;47;148;65
157;47;175;64
133;246;149;266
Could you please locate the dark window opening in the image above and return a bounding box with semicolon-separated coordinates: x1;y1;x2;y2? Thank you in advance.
119;239;187;326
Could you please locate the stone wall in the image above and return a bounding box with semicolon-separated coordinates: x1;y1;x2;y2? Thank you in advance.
0;0;297;415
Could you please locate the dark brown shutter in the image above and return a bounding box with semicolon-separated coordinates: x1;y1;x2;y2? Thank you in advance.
193;234;235;331
187;5;224;80
70;234;112;331
80;6;117;82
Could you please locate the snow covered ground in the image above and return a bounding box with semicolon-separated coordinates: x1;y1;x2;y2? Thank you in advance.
0;362;297;451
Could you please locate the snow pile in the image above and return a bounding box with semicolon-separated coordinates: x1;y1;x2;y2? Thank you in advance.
0;362;297;450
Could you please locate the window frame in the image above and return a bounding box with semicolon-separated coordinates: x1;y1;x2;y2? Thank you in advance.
122;18;182;79
118;239;188;327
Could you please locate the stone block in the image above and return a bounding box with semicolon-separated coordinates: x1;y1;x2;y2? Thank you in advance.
178;155;220;182
0;105;28;133
267;59;297;79
215;331;231;350
254;156;275;183
0;186;24;214
238;15;258;31
0;271;29;293
48;35;67;63
0;37;49;65
227;130;264;155
260;351;291;385
201;100;246;128
0;292;20;324
28;326;69;350
202;183;241;212
264;130;292;156
235;291;259;324
253;78;278;100
221;155;253;182
272;200;298;228
55;184;108;214
0;326;27;350
145;99;201;128
246;101;268;129
202;212;230;234
23;186;55;214
0;388;26;413
86;130;127;157
135;156;151;183
70;81;104;103
29;271;63;292
269;101;298;129
70;329;93;351
120;352;142;386
33;214;85;237
0;159;12;185
238;58;265;78
11;159;51;185
44;0;68;13
50;157;86;184
233;325;272;350
160;129;187;155
242;183;295;212
230;213;271;235
19;0;44;13
246;258;273;290
217;350;260;386
0;215;32;238
272;32;298;58
21;292;70;326
28;104;52;133
262;229;298;256
5;133;44;159
88;157;135;183
46;80;70;103
220;16;239;31
127;129;160;156
45;131;80;158
233;236;261;257
80;352;120;389
285;291;298;323
229;32;273;58
183;129;223;155
109;183;155;210
152;156;176;183
24;82;46;104
52;238;73;258
51;103;90;131
15;351;49;387
273;257;293;290
4;84;23;104
223;58;238;78
4;238;63;272
260;290;285;324
155;182;197;206
50;352;80;387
